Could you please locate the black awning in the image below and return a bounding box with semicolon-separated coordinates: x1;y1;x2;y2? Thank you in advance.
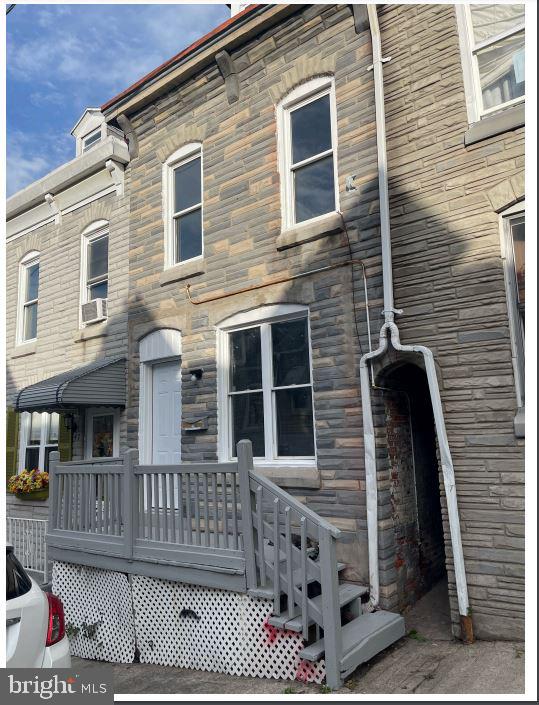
15;357;126;412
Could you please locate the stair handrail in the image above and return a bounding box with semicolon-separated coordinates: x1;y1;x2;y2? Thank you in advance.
247;472;341;539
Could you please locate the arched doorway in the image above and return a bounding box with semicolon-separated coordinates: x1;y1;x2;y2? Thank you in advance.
378;362;448;613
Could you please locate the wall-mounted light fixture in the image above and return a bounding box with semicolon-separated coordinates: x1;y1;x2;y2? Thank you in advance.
189;368;204;382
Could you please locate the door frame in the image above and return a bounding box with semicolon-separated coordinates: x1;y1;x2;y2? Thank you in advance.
138;328;182;465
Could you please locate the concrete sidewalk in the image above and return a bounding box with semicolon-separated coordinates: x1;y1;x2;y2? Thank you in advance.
72;581;525;695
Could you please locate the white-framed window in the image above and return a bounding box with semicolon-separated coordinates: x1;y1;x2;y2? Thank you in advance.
85;407;120;459
500;203;525;406
457;4;525;122
17;251;40;344
217;305;316;467
18;411;59;471
82;127;102;153
163;143;203;268
80;220;109;311
277;76;339;230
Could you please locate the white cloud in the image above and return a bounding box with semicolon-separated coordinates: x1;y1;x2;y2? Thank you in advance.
7;130;73;197
6;4;230;194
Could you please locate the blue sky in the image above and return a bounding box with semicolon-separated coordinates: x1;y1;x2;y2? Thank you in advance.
6;3;230;196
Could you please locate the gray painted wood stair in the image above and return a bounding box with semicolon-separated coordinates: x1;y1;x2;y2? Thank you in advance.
48;440;405;690
268;581;368;632
300;610;406;678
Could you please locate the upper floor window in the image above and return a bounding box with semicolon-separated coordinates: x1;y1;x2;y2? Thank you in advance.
502;206;525;406
218;306;316;465
82;128;102;153
17;251;40;344
163;143;203;267
277;77;339;229
80;221;109;325
458;4;525;121
19;411;59;472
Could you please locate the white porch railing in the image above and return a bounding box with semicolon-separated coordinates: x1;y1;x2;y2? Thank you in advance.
7;516;49;582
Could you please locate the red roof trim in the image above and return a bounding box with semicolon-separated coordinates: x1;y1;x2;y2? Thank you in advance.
101;4;261;113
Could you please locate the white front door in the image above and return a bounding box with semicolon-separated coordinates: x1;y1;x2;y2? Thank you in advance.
152;360;181;465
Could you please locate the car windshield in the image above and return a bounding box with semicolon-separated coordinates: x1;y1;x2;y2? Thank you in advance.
6;549;33;600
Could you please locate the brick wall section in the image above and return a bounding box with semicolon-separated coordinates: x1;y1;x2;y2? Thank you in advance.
384;391;422;610
125;4;383;581
378;3;525;639
6;192;130;519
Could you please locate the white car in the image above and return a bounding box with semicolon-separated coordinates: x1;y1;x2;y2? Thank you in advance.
6;545;71;668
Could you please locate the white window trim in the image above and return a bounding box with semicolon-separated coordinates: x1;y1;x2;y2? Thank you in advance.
499;201;525;407
162;142;203;270
84;407;120;459
217;304;317;469
138;329;182;465
277;76;340;231
456;4;525;124
81;127;103;153
16;250;40;346
79;220;109;328
18;411;59;472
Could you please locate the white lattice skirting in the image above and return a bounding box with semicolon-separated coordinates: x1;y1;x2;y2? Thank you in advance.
53;562;325;684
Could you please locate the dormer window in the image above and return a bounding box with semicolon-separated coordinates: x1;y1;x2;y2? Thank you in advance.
82;128;102;153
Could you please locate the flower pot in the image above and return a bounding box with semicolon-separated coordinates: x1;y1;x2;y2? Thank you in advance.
14;488;49;501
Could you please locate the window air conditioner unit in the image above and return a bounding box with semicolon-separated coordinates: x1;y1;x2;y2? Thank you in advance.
81;298;108;325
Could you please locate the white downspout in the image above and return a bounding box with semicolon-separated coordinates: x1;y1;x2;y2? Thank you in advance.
361;5;472;638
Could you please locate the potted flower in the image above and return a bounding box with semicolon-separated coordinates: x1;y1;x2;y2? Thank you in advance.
8;469;49;501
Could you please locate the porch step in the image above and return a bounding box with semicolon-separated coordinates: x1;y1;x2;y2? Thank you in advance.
268;582;368;632
248;563;347;600
299;610;405;670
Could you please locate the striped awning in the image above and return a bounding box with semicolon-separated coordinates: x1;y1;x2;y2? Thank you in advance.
15;357;126;412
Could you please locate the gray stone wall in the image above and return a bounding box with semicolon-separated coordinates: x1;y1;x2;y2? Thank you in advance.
377;3;525;639
124;4;381;582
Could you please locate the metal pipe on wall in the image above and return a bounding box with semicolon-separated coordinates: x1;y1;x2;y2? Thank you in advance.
362;5;472;640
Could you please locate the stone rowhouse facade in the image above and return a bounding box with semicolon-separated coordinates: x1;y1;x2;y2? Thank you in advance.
6;4;524;641
6;192;130;521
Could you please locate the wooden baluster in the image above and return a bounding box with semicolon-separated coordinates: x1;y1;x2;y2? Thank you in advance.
300;517;309;640
273;498;280;614
194;473;201;546
116;473;122;536
48;451;60;532
256;486;266;587
154;473;160;541
65;474;72;531
96;475;102;534
203;475;210;547
168;473;176;543
90;473;96;533
185;473;193;544
211;472;219;547
162;472;169;542
222;473;229;549
178;474;185;544
231;474;239;550
146;474;153;540
285;507;294;615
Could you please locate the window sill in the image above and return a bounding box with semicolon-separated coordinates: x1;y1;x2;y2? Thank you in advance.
277;212;342;250
160;258;206;286
255;464;321;489
73;321;108;342
12;341;37;358
514;406;525;438
464;103;525;146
